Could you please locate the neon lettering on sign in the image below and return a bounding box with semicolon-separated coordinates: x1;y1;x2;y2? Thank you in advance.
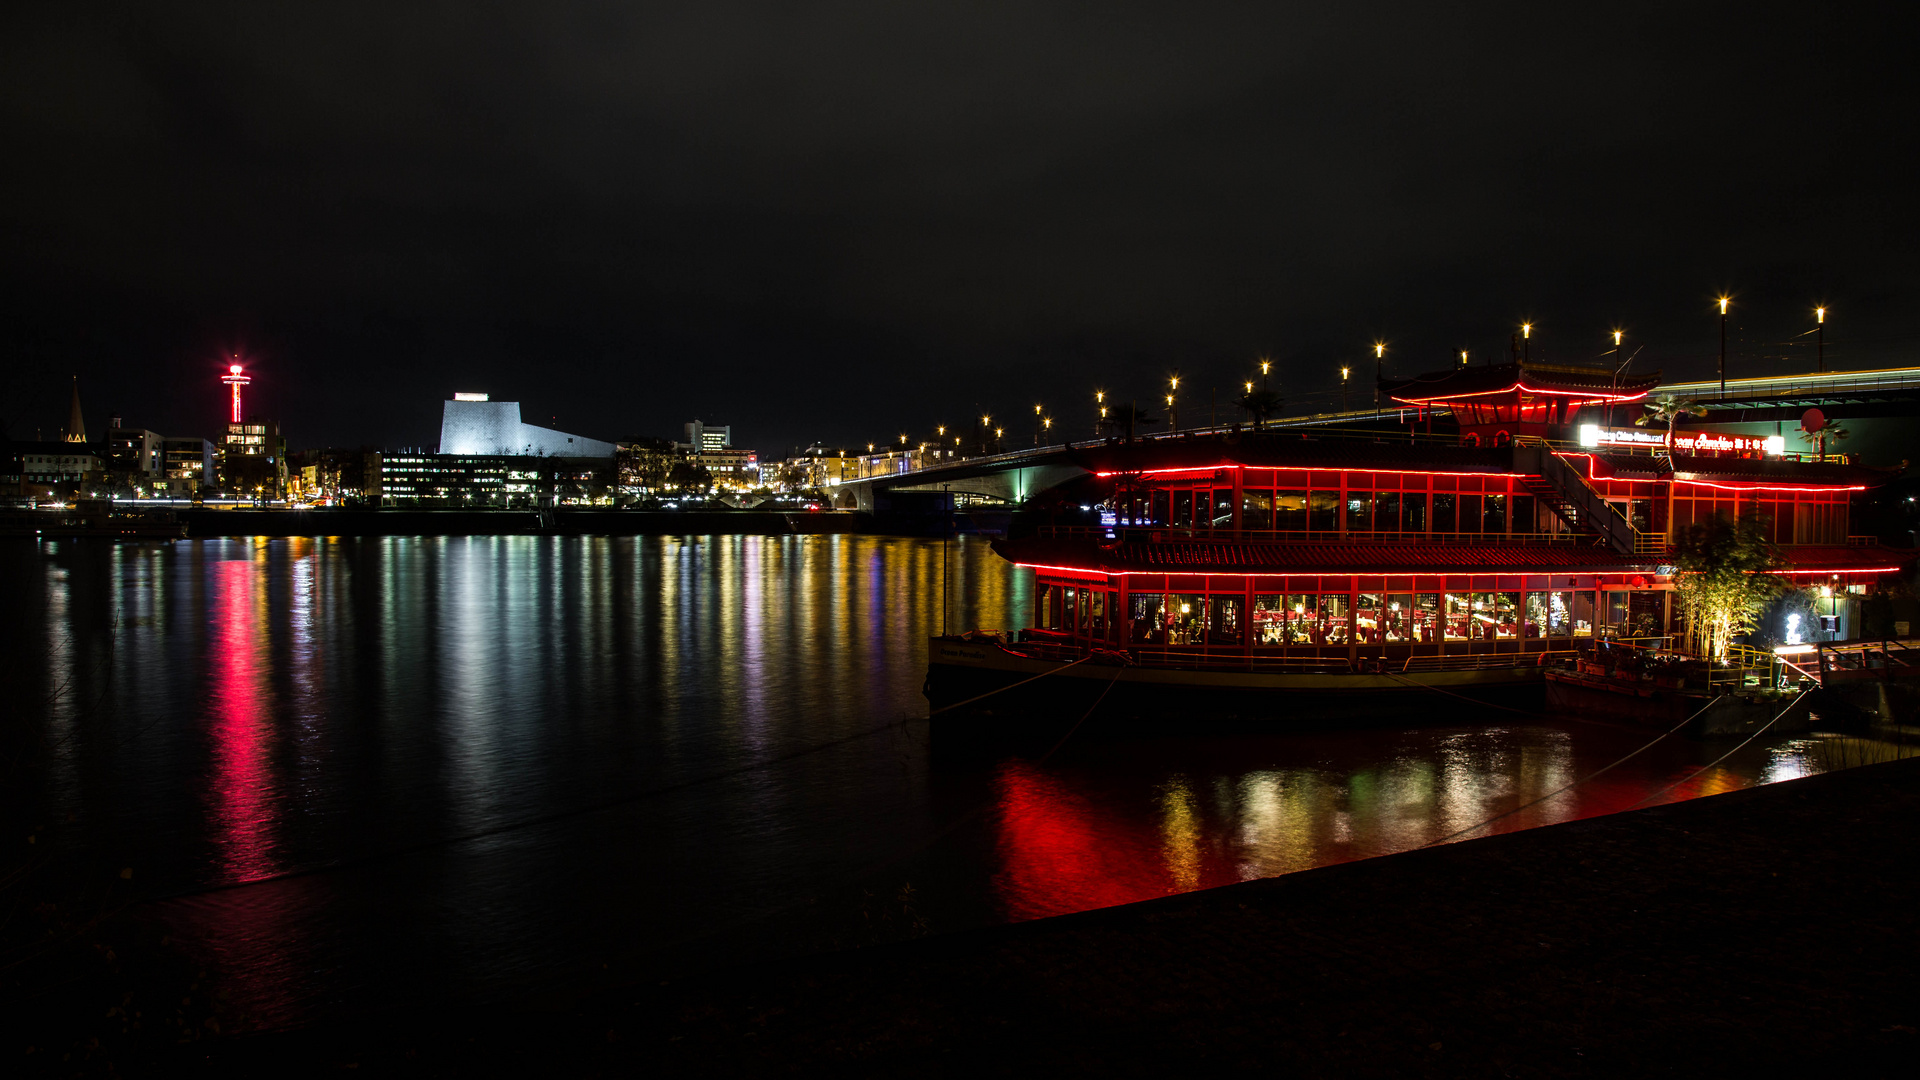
1578;425;1785;456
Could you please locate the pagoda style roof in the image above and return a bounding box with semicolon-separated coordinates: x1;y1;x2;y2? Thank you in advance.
1383;361;1661;407
1577;451;1897;491
997;536;1655;577
1074;437;1516;477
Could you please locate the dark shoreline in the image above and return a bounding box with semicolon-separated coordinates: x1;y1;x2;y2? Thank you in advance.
173;508;868;537
169;757;1920;1076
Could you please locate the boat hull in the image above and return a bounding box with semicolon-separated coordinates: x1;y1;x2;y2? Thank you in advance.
926;637;1547;727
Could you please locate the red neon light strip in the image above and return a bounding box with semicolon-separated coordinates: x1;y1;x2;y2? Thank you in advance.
1778;566;1901;575
1558;452;1861;493
1015;561;1646;577
1672;478;1868;493
1390;381;1651;407
1016;562;1115;577
1094;465;1540;480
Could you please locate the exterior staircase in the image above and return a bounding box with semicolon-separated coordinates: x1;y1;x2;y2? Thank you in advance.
1512;446;1642;556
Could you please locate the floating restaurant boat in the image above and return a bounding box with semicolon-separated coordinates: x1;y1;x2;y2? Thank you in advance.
926;360;1912;723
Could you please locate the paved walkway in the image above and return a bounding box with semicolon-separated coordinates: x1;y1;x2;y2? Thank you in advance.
195;758;1920;1076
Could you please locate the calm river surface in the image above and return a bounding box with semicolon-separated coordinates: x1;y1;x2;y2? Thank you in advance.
0;535;1852;1028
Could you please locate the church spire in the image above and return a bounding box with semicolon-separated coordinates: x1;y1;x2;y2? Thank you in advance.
63;376;87;443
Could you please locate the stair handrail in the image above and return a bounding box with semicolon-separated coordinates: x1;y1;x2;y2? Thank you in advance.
1514;446;1637;555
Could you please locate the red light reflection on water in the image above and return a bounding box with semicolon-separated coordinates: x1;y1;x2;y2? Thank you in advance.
207;558;278;882
991;744;1776;924
992;761;1205;921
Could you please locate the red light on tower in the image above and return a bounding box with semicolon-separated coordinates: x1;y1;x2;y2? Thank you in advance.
221;360;250;424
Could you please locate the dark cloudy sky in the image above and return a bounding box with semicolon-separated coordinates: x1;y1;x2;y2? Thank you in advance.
3;2;1914;453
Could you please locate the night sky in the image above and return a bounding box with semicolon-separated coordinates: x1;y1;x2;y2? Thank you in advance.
3;3;1914;455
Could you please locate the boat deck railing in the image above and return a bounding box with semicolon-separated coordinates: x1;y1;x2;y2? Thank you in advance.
982;635;1581;676
1034;525;1594;546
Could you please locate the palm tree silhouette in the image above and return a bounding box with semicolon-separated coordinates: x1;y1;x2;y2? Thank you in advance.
1799;419;1850;462
1101;402;1161;441
1237;388;1285;431
1634;394;1709;456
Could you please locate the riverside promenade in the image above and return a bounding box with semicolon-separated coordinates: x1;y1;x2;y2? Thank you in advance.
194;758;1920;1076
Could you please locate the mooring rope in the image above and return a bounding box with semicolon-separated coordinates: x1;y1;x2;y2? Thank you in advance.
1419;692;1731;848
926;651;1101;716
1039;659;1130;764
1624;688;1811;810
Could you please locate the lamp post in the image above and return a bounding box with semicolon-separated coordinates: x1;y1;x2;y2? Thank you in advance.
1340;366;1351;412
1033;403;1043;446
1460;349;1469;367
1520;323;1530;363
1168;374;1180;433
980;414;990;455
1816;306;1826;373
1717;296;1730;396
1373;342;1384;409
1609;330;1624;427
1095;390;1105;435
1260;358;1271;390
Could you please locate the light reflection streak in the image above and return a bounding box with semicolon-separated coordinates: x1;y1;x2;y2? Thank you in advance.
206;554;278;882
1158;776;1202;892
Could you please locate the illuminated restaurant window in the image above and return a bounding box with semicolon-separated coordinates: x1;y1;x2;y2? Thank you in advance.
1286;594;1315;644
1494;592;1522;639
1606;592;1631;635
1209;595;1242;644
1129;593;1162;643
1173;491;1194;528
1444;593;1473;640
1549;591;1573;636
1521;592;1548;638
1384;594;1411;642
1164;594;1205;644
1319;594;1350;645
1356;594;1383;643
1253;594;1286;643
1413;593;1441;642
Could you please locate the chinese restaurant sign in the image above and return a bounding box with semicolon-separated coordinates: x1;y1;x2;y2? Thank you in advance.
1578;425;1784;456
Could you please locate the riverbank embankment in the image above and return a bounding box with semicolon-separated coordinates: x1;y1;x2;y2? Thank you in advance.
183;756;1920;1076
177;508;865;536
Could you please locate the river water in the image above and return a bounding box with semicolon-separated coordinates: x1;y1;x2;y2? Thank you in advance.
0;535;1857;1029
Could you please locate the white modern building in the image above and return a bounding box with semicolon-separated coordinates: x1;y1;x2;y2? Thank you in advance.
438;394;617;458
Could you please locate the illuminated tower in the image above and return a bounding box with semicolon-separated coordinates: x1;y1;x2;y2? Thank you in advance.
217;358;283;499
221;361;250;423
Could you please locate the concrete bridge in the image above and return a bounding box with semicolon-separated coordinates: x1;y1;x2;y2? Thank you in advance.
829;364;1920;513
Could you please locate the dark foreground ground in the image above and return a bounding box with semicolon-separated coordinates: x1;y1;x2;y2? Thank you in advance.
155;758;1920;1075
